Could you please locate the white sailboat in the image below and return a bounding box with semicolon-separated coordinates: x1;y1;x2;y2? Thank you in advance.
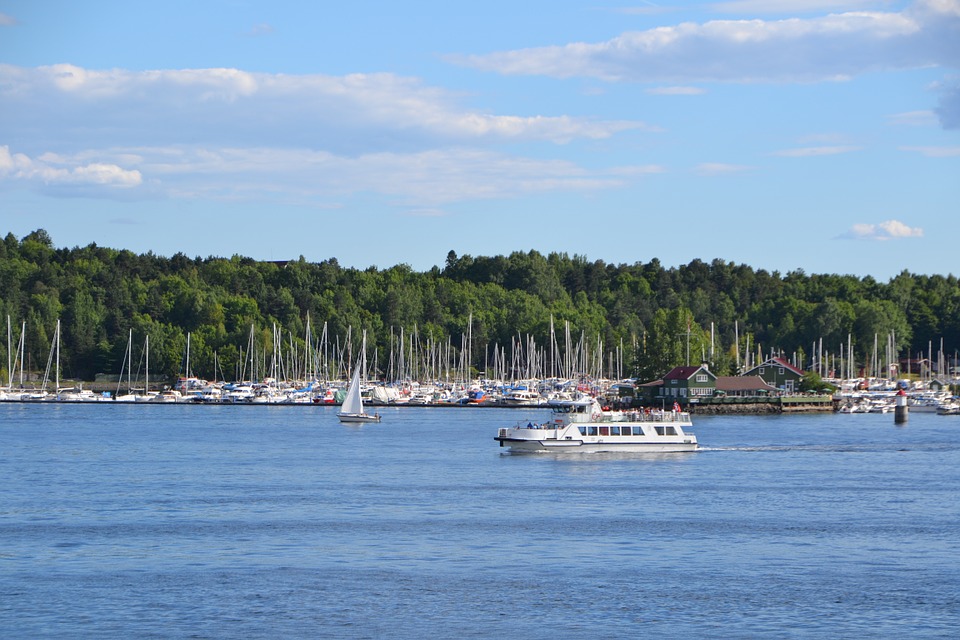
114;329;145;402
337;361;381;423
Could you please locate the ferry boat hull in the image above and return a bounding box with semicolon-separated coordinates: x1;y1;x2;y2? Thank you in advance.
495;433;698;453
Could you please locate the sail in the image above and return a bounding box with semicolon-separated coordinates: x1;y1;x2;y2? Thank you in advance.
340;366;363;415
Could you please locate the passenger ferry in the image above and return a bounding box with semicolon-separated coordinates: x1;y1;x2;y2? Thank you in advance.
495;395;698;453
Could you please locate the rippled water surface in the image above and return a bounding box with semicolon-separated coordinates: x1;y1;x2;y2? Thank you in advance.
2;404;958;638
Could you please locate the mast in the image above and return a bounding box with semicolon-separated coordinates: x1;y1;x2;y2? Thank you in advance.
54;319;60;393
19;321;25;389
127;329;133;392
304;314;312;381
5;316;10;391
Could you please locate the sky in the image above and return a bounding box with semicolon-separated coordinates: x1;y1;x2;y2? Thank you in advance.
1;1;958;280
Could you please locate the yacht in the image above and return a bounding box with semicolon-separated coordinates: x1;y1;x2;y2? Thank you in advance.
501;388;544;406
495;396;698;453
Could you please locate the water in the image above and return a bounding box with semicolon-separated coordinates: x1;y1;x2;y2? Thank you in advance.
2;404;958;638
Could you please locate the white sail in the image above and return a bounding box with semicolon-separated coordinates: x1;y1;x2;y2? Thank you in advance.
340;366;364;415
337;357;380;422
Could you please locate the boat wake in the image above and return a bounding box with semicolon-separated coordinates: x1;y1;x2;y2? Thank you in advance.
698;443;960;453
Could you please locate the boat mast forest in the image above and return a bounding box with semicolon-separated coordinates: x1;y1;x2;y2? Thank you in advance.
1;229;958;386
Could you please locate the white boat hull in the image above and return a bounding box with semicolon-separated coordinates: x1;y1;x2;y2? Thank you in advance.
338;412;381;423
496;435;698;453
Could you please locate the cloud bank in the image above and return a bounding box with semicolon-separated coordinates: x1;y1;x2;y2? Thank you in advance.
0;142;650;207
456;1;960;128
459;1;959;87
0;63;656;204
0;63;645;153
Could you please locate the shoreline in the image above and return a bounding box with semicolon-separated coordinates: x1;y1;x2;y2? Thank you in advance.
0;396;836;412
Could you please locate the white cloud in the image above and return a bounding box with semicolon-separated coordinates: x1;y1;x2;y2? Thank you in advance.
841;219;924;240
0;144;640;207
773;145;861;156
0;63;657;208
0;12;16;26
0;145;142;190
0;64;647;152
458;1;957;84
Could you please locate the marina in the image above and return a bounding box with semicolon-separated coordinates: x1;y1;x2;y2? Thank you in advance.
2;374;958;419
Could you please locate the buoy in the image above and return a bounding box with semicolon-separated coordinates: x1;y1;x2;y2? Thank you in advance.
894;388;908;425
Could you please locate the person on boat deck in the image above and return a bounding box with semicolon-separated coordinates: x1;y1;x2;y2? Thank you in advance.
527;422;534;428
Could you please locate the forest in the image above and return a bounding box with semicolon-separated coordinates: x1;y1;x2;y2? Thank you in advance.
1;228;958;385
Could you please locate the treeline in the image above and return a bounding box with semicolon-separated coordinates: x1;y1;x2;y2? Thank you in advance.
1;229;958;383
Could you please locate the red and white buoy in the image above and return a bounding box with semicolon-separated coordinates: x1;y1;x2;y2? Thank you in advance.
894;388;908;425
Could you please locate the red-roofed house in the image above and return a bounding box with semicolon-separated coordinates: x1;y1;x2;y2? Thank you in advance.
657;364;717;400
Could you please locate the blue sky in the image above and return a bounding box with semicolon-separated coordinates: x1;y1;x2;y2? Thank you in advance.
1;1;957;279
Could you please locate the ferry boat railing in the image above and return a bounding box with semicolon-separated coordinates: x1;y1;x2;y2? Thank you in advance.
592;410;692;424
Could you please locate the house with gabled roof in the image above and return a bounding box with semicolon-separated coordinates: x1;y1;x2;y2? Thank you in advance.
655;364;717;401
743;357;805;393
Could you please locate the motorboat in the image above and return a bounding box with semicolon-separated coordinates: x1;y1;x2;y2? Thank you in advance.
495;395;697;453
500;388;544;406
936;401;960;415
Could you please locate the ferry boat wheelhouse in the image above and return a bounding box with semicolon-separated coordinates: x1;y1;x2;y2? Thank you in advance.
495;396;698;453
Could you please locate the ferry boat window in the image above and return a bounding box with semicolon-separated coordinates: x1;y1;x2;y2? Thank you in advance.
587;426;598;436
632;426;644;435
578;427;587;435
599;427;609;436
610;427;620;436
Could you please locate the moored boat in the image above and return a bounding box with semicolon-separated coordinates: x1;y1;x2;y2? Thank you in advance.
500;388;544;406
495;395;697;453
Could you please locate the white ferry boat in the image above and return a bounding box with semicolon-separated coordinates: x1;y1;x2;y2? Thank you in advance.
495;396;698;453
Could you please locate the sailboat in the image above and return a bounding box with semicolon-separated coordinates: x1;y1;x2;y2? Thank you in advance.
337;362;381;423
115;329;143;402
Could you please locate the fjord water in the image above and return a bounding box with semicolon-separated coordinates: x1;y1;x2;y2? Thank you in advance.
2;404;958;639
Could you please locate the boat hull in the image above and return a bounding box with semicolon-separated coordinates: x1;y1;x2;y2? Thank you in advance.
338;412;381;423
495;436;698;453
